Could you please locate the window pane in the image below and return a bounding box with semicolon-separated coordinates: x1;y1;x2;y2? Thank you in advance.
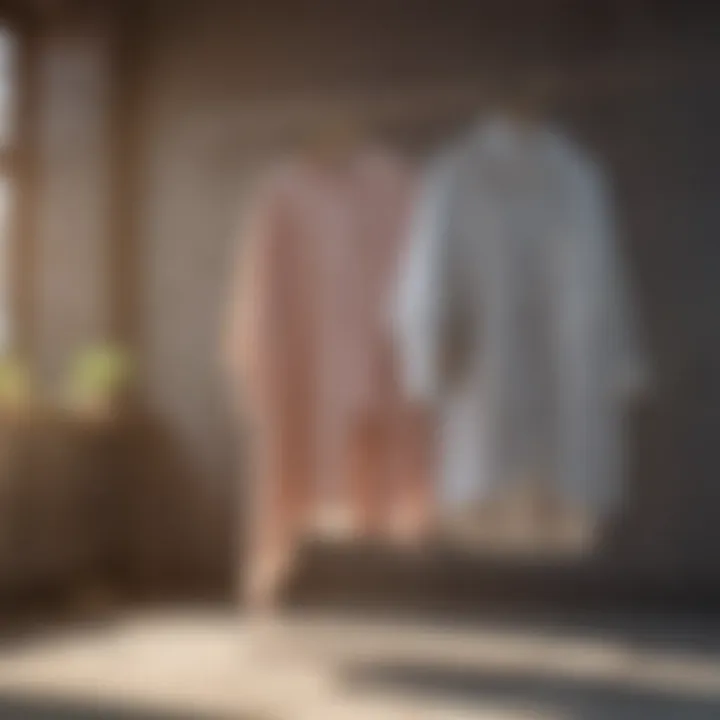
0;176;11;353
0;26;17;148
0;25;16;353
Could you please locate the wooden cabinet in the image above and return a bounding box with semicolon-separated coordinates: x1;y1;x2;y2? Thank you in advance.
0;411;122;600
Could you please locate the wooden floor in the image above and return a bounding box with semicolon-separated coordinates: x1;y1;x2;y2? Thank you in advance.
0;610;719;718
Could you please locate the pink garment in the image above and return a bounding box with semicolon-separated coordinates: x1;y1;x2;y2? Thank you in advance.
224;148;435;605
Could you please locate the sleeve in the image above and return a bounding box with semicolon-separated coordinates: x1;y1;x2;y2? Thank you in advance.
389;154;457;403
590;169;651;400
222;174;289;416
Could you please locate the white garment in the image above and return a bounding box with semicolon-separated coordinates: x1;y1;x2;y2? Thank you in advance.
391;116;649;515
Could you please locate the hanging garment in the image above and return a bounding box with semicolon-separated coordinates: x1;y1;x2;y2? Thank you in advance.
224;147;435;604
391;116;649;517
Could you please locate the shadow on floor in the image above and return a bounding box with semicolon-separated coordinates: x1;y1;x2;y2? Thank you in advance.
344;660;720;720
0;693;217;720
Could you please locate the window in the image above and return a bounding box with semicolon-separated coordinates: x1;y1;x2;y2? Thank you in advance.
0;25;17;354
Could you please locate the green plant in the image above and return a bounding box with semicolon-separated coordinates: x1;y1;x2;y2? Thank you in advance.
0;356;33;410
65;344;133;409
